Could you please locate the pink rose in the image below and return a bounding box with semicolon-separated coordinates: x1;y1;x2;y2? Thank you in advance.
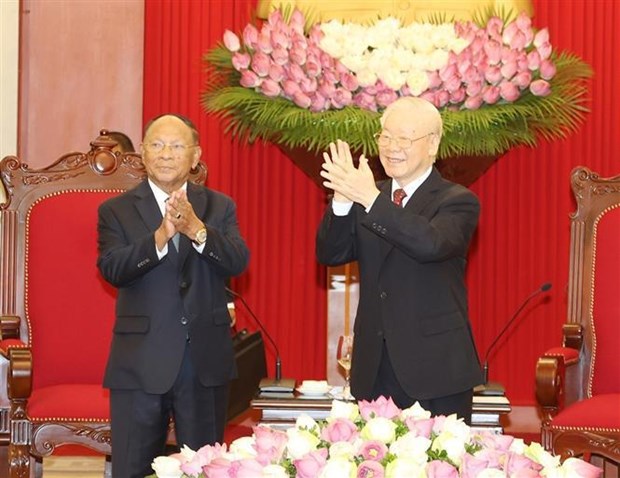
203;457;234;478
426;459;459;478
512;470;543;478
499;80;520;101
223;30;240;52
357;460;384;478
321;418;358;443
359;440;388;461
251;52;270;77
242;24;258;49
539;59;557;80
560;457;604;478
236;458;264;478
375;89;399;108
530;79;551;96
353;91;378;111
404;417;434;438
502;22;519;47
240;70;261;88
444;75;463;93
475;431;514;451
486;17;504;39
232;52;251;71
474;448;503;469
294;449;328;478
504;451;543;475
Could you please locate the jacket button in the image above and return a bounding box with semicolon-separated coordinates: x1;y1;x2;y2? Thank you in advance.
180;316;188;325
180;281;188;289
379;291;387;299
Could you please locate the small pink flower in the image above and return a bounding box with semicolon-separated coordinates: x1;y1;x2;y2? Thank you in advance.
404;417;434;438
290;45;307;66
236;458;264;477
232;52;251;71
527;50;541;70
223;30;240;52
466;80;483;97
427;71;442;89
357;460;385;478
534;28;550;48
435;90;450;108
309;93;329;112
359;396;402;420
359;440;388;461
475;431;514;451
282;79;301;98
486;17;504;39
484;66;503;85
463;95;483;110
375;89;399;108
257;31;273;54
340;72;359;92
240;70;261;88
504;451;543;475
450;87;466;104
513;70;532;88
499;80;520;101
539;59;557;80
290;9;305;35
426;459;459;478
537;42;553;60
305;55;322;78
459;453;490;478
268;63;285;82
300;77;318;94
287;63;307;83
271;47;289;66
501;60;518;80
530;79;551;96
271;30;289;50
560;457;604;478
353;91;378;111
203;457;234;478
294;449;328;478
331;88;353;109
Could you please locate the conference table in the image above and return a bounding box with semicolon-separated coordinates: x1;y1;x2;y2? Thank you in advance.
251;385;511;433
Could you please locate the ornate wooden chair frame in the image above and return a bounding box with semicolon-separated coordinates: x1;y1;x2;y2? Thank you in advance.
535;167;620;469
0;132;206;477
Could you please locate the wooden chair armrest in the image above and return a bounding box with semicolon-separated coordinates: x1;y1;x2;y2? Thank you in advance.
7;347;33;400
535;346;580;424
0;315;21;340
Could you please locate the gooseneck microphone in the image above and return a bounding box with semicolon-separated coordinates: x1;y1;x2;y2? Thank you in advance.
226;287;295;392
479;282;552;395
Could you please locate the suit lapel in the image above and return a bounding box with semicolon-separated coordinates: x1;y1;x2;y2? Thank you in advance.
134;181;162;232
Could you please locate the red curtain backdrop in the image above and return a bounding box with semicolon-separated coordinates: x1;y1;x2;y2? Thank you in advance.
143;0;620;405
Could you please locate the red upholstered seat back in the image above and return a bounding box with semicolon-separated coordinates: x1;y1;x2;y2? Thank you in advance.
591;205;620;395
26;191;120;389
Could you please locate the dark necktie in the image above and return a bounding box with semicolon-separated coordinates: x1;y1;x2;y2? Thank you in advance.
393;188;407;207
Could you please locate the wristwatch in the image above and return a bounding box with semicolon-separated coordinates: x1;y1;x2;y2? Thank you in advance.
193;227;207;245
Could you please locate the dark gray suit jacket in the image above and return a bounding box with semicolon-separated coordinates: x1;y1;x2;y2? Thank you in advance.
97;180;249;394
316;168;483;400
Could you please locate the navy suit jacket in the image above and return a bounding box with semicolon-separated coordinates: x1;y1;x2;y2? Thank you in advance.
317;168;483;400
97;180;249;394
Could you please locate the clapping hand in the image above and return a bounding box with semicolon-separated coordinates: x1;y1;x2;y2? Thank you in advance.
320;140;379;209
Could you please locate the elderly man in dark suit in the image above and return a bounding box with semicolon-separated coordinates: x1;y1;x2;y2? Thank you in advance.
97;113;249;477
316;97;482;422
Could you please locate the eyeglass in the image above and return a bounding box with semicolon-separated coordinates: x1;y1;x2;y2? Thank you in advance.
373;132;432;150
142;141;197;155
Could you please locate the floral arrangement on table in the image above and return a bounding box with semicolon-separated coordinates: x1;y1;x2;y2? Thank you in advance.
150;396;602;478
202;7;592;160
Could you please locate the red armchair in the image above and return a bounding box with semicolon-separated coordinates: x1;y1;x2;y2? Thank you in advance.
0;133;206;477
536;167;620;473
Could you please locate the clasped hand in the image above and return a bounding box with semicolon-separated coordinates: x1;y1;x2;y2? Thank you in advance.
320;140;379;209
155;189;202;250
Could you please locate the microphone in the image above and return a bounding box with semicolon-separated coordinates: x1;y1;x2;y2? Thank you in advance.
478;282;552;396
225;287;296;393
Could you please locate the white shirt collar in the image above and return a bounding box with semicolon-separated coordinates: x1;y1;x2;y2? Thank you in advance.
391;166;433;206
148;179;188;215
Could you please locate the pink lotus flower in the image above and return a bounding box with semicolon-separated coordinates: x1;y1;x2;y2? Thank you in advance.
242;24;258;49
232;52;251;71
321;417;359;443
309;93;329;112
331;88;353;109
257;31;273;54
530;79;551;96
505;451;544;475
223;30;241;52
463;95;483;110
271;47;289;66
359;396;401;421
513;70;533;88
268;64;285;82
240;70;261;88
250;52;270;77
499;80;520;101
253;426;287;465
290;45;307;65
539;59;557;80
482;85;501;104
484;66;503;85
282;80;301;98
527;50;541;70
294;449;328;478
293;91;312;108
305;55;322;78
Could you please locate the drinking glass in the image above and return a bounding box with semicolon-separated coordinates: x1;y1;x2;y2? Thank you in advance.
337;335;354;400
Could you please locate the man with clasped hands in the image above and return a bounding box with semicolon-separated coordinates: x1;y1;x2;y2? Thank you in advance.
97;114;249;477
316;97;482;422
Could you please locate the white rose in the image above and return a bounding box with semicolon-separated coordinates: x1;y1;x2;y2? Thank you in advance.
319;36;345;59
385;457;426;478
509;437;527;454
263;464;289;478
328;400;360;422
328;440;357;460
318;457;357;478
295;413;319;432
441;414;471;442
178;444;197;461
151;456;183;478
286;428;321;459
400;401;432;421
355;69;378;87
426;49;450;71
367;18;401;49
360;417;397;444
379;68;406;91
389;432;431;464
340;54;365;73
432;431;467;466
228;436;257;459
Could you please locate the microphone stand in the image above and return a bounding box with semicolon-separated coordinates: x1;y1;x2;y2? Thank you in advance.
226;287;296;393
476;282;552;396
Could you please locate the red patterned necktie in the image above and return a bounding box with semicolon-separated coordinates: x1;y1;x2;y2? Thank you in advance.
393;188;407;207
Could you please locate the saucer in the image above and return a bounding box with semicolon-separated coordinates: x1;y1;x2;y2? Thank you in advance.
296;386;330;396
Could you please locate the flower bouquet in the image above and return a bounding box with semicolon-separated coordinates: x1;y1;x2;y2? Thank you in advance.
150;396;602;478
202;8;592;160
